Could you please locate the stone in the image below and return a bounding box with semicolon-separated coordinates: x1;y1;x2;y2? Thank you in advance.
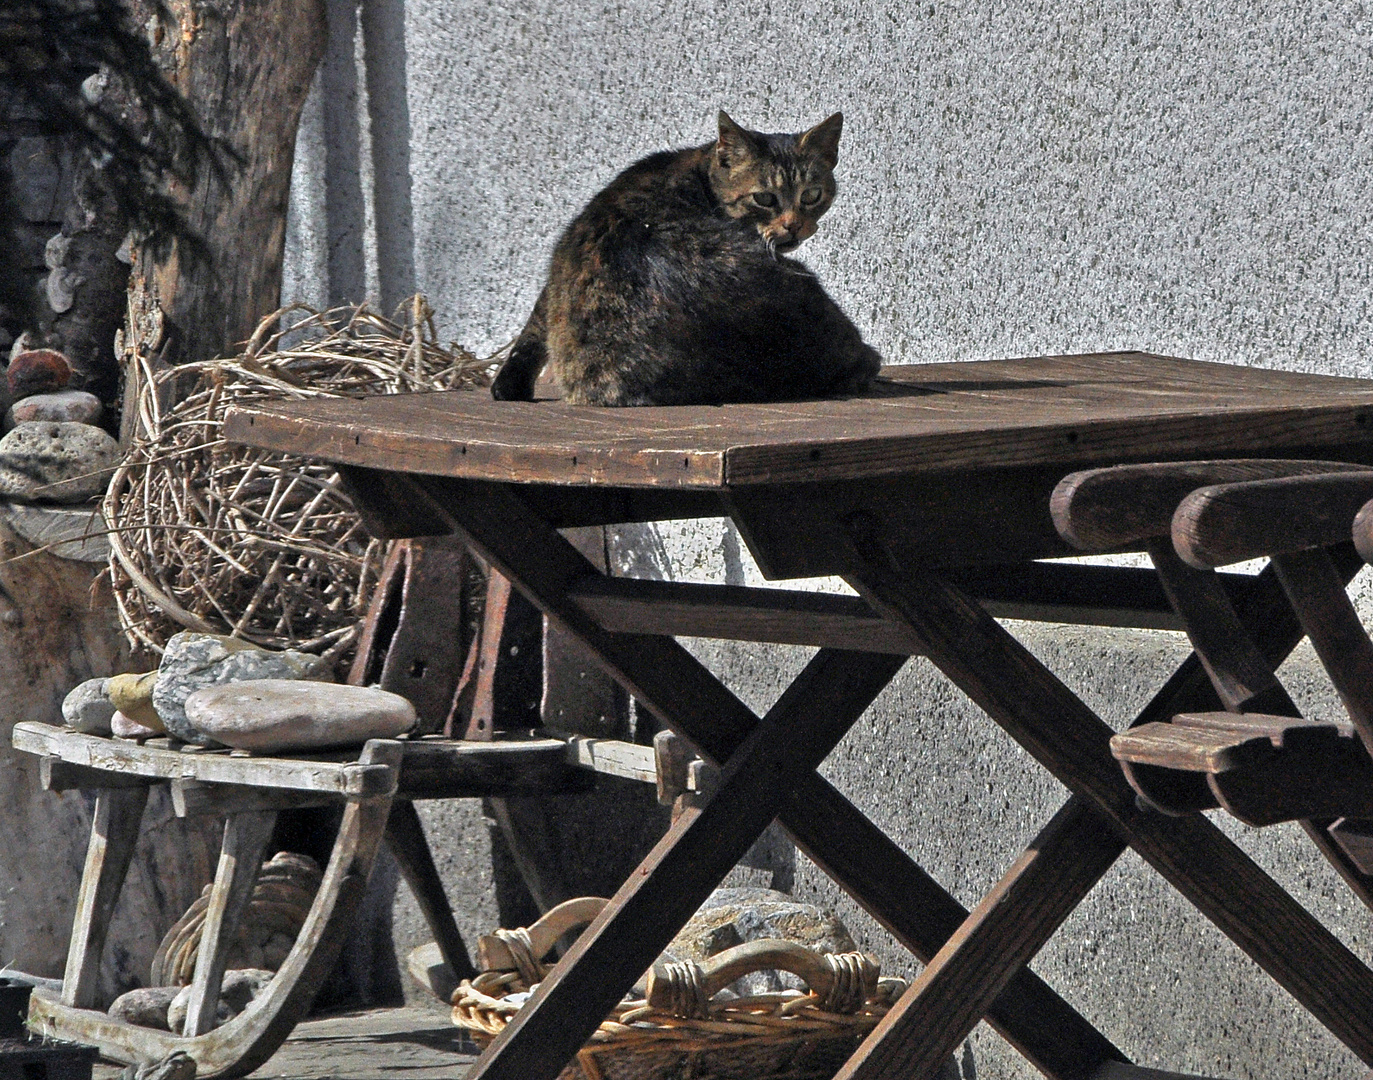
62;677;115;735
8;390;102;428
154;633;333;745
0;503;109;562
167;968;273;1034
7;349;71;400
107;671;164;732
666;887;857;996
184;680;416;752
0;421;119;503
112;710;163;740
406;942;457;1004
108;985;178;1030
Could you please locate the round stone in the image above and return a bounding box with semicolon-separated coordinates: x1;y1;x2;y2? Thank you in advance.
167;969;273;1034
62;677;115;735
153;632;331;745
8;390;102;428
7;349;71;400
107;671;164;732
183;680;416;752
108;985;178;1030
112;709;163;740
0;421;119;503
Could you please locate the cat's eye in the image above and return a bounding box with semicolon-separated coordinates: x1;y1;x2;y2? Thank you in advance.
752;192;779;208
800;187;824;205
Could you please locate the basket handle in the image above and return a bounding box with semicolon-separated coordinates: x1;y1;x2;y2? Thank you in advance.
645;940;880;1018
476;896;608;973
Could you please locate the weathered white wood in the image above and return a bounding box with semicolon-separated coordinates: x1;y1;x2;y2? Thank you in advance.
171;779;338;818
13;724;395;796
183;810;277;1036
560;736;656;784
28;739;404;1078
62;786;150;1008
42;757;151;792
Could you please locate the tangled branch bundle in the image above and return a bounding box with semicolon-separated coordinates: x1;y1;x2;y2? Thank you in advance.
104;298;494;661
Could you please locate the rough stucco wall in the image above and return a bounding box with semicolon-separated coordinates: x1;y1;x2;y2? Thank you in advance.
402;1;1373;379
281;2;1373;1077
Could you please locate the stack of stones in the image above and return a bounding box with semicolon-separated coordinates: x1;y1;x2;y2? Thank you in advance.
60;631;416;752
0;347;117;504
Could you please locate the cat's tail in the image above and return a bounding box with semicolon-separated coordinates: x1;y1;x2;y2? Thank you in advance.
491;288;548;401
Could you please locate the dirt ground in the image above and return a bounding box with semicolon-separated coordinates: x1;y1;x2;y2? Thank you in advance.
92;1000;482;1080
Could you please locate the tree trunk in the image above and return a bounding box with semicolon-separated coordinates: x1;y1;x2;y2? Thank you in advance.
121;0;327;386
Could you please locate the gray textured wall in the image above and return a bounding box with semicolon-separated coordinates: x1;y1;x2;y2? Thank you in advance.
282;3;1373;1077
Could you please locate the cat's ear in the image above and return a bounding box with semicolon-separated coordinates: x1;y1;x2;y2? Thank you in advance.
799;112;843;168
716;110;760;169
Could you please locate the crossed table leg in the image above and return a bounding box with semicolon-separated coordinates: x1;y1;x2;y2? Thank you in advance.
343;469;1373;1080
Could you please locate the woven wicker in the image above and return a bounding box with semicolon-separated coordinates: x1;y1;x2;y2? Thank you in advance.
452;947;908;1080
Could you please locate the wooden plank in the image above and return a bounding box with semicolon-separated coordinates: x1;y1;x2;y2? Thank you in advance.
376;476;1133;1080
224;353;1373;490
1174;471;1373;569
841;557;1373;1067
182;810;277;1037
561;736;656;784
394;737;590;800
385;800;476;984
171;780;338;817
836;798;1124;1080
1109;722;1277;773
465;647;904;1080
12;724;396;796
62;786;149;1008
41;757;151;792
1051;460;1369;550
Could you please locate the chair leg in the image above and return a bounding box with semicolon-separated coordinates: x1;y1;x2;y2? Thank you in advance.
384;801;475;982
62;786;150;1009
181;810;277;1037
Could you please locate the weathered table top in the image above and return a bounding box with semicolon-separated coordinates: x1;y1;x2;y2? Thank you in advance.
223;352;1373;488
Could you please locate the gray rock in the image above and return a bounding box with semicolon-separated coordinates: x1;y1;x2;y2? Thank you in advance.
0;503;109;562
8;390;102;428
108;985;178;1030
184;680;416;752
154;633;331;745
167;968;273;1034
62;677;114;735
666;887;857;996
112;710;162;740
0;421;118;503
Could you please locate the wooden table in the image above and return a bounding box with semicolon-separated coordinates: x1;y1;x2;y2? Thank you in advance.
226;351;1373;1080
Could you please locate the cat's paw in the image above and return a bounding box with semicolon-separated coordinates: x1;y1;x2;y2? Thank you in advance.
491;363;534;401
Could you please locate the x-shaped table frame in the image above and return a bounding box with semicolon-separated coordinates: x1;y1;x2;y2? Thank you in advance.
342;467;1373;1080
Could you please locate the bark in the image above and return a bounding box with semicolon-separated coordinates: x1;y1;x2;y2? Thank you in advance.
121;0;327;384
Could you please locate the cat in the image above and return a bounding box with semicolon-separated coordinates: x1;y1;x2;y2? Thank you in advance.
490;111;882;406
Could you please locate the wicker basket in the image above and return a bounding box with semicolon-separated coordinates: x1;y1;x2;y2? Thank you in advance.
451;899;908;1080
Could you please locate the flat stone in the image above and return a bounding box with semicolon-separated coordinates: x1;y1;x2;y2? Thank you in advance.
0;503;109;562
154;633;332;745
8;390;102;428
108;986;177;1030
167;968;273;1034
406;942;457;1004
184;680;416;752
112;709;163;740
107;671;164;732
0;421;118;503
7;349;70;399
62;677;115;735
666;887;856;996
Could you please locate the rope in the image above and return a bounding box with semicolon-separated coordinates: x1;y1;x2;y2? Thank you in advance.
653;959;710;1019
819;953;874;1014
492;927;545;988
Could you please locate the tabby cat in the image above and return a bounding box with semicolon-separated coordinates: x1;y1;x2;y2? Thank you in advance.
490;111;882;406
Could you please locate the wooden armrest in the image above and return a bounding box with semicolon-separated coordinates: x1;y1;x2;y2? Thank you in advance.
1050;460;1369;550
1172;471;1373;568
1111;712;1373;826
1352;497;1373;564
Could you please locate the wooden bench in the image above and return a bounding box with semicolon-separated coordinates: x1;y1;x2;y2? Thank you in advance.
1054;459;1373;885
13;538;674;1079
